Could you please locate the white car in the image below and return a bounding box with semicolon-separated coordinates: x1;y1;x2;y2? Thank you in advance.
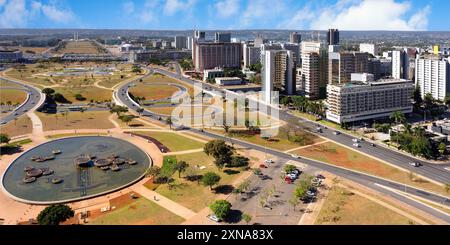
264;159;274;164
409;162;421;167
353;143;361;148
352;138;360;143
208;214;221;222
0;121;6;125
291;154;301;159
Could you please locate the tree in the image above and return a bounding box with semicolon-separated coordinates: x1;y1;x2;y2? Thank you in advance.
222;123;230;133
227;155;249;167
37;204;74;225
175;161;189;178
288;196;300;211
204;140;234;171
438;142;446;156
241;213;252;225
109;105;128;116
119;115;134;126
294;186;308;200
42;88;55;96
413;85;423;108
136;108;144;115
237;179;251;194
390;111;406;125
445;183;450;193
0;134;10;144
284;164;296;173
166;116;173;129
201;172;221;190
209;200;231;221
146;166;161;178
74;94;86;101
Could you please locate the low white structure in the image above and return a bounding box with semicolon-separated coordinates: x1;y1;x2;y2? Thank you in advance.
351;73;374;82
215;77;242;86
203;68;224;81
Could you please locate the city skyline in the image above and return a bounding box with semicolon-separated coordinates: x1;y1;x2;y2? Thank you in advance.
0;0;449;31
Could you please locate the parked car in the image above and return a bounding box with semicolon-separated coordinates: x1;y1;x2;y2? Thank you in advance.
264;159;274;164
208;214;221;222
259;164;268;169
352;138;360;143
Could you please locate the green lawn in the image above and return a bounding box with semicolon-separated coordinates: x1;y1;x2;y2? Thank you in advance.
134;131;204;152
154;152;247;212
89;197;185;225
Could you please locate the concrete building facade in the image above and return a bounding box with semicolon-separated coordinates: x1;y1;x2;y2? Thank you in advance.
415;56;450;101
193;42;242;71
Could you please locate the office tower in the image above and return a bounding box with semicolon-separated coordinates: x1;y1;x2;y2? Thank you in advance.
415;56;450;101
282;43;301;65
194;30;205;40
392;49;409;79
243;43;261;68
326;79;414;124
214;32;231;43
359;43;378;56
187;36;194;50
193;42;242;71
174;36;187;49
262;50;296;103
328;52;369;84
260;43;283;64
289;32;302;44
254;36;268;48
301;41;329;98
327;29;339;45
368;58;382;80
301;52;320;99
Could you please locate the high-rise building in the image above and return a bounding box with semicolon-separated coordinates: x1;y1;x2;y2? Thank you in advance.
328;52;369;84
262;50;296;103
243;43;261;68
326;79;414;124
193;42;242;71
214;32;231;43
301;41;329;98
301;52;320;99
282;43;301;65
260;43;283;64
174;36;187;50
194;30;206;40
327;29;339;46
392;49;409;80
415;56;450;101
254;37;268;48
187;36;194;50
289;32;302;44
359;43;378;56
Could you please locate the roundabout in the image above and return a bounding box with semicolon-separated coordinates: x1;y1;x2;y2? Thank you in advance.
1;136;152;204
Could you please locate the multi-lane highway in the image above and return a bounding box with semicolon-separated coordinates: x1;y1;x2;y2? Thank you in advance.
0;77;44;125
114;66;450;223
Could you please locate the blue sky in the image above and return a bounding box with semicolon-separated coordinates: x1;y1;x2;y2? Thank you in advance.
0;0;449;31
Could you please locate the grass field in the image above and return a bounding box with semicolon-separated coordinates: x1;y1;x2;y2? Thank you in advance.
0;80;23;88
37;111;115;131
295;142;450;197
0;89;27;105
54;41;105;54
144;74;195;96
89;197;185;225
129;84;180;101
315;186;419;224
53;86;113;103
0;116;32;137
133;131;204;152
154;151;247;212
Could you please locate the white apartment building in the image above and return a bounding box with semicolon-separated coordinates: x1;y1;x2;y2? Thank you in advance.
392;49;409;80
174;36;187;49
359;43;378;56
243;43;261;68
301;52;320;99
326;79;414;124
262;50;295;104
415;56;450;101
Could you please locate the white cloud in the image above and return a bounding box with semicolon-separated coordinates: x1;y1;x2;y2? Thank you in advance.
122;1;135;15
309;0;431;31
163;0;197;16
215;0;240;18
139;0;162;23
0;0;76;28
241;0;287;27
41;3;75;23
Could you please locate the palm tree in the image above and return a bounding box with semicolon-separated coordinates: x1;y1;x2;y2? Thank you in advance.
390;111;405;125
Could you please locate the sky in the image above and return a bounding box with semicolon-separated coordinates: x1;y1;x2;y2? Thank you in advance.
0;0;449;31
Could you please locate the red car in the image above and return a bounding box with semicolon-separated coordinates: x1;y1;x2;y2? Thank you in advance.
259;164;268;169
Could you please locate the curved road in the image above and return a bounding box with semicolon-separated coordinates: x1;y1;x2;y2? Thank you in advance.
115;66;450;223
0;77;45;125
